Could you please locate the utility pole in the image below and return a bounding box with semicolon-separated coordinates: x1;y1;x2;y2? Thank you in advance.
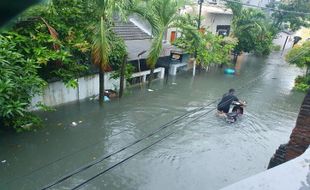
193;0;204;76
281;35;289;55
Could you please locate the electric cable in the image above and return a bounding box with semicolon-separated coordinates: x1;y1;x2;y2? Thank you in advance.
219;0;310;15
42;71;268;190
70;72;268;189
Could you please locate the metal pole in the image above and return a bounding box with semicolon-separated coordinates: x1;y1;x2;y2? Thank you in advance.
281;35;289;55
198;0;203;30
137;50;147;88
193;0;204;76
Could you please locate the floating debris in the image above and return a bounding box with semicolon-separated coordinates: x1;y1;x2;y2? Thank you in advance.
21;123;33;130
104;96;110;102
172;83;177;85
148;89;154;92
71;122;78;126
78;121;83;124
1;160;7;163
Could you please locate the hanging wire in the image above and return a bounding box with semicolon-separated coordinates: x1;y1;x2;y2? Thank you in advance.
220;0;310;15
42;71;269;190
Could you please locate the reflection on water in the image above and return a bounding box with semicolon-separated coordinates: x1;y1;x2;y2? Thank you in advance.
0;52;306;190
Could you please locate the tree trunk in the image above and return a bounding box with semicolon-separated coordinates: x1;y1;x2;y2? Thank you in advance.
99;67;105;105
148;68;155;88
137;58;143;88
232;53;238;64
119;57;126;98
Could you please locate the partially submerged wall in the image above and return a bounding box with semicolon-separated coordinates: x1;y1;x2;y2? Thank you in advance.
30;72;119;110
30;68;165;110
268;89;310;168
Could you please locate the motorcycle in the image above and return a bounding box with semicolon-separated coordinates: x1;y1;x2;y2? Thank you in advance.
225;101;246;123
217;101;246;123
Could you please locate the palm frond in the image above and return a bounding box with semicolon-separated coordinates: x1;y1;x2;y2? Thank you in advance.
92;16;110;71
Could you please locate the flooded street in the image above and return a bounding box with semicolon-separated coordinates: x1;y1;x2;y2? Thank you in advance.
0;52;305;190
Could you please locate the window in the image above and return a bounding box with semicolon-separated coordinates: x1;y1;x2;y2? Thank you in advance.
216;25;230;36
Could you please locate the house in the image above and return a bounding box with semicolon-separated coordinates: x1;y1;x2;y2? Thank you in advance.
113;16;183;73
166;3;233;43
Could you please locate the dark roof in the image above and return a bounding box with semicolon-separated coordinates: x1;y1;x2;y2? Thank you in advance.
113;21;152;41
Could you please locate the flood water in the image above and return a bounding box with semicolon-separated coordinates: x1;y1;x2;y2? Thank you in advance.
0;52;306;190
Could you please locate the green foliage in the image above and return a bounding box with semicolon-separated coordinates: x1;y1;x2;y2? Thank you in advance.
133;0;184;69
225;0;243;17
231;8;276;55
110;64;135;81
15;1;93;83
0;0;131;130
174;14;237;67
11;113;43;133
293;75;310;92
267;0;310;31
286;42;310;92
286;41;310;69
108;33;133;80
0;34;46;131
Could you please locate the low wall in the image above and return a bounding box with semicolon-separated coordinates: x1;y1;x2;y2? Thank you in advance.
221;147;310;190
31;68;165;110
30;72;119;110
268;89;310;168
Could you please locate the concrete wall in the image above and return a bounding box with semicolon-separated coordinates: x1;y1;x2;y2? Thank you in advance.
30;72;120;110
221;147;310;190
201;13;233;34
268;89;310;169
166;13;233;41
31;68;165;110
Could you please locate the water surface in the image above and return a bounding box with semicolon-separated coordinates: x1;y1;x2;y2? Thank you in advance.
0;52;305;190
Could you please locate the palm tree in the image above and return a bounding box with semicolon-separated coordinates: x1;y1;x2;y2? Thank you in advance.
133;0;185;88
91;0;135;104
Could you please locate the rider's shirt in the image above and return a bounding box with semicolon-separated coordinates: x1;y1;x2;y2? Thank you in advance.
217;93;239;111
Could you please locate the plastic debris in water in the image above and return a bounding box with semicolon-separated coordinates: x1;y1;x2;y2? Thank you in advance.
148;89;154;92
1;160;7;163
172;83;177;85
224;68;235;75
78;121;83;124
104;96;110;102
71;122;77;126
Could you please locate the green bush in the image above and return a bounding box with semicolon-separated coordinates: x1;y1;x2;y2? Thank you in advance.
0;34;46;131
294;75;310;92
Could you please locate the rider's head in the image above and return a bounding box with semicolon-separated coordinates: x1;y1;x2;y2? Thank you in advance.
229;88;235;94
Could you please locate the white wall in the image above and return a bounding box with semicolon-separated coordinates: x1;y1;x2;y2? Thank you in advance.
30;72;120;110
166;13;232;40
220;148;310;190
30;68;165;110
201;13;233;34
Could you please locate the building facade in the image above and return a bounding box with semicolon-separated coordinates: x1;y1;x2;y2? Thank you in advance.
166;3;233;44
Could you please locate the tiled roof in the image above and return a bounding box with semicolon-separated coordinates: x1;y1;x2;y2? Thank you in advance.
113;21;152;41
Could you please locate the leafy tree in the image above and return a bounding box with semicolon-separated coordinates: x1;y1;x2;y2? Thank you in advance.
231;8;275;56
267;0;310;31
9;0;93;87
0;0;132;130
225;0;242;17
286;41;310;92
0;34;46;132
174;15;237;68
